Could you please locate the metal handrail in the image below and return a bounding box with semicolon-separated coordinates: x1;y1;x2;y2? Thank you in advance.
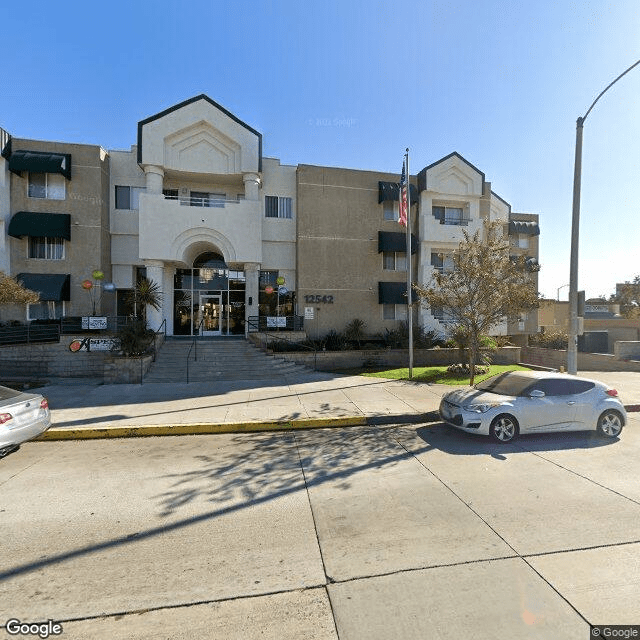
163;195;242;207
246;315;305;332
0;322;60;346
186;317;205;384
246;317;318;371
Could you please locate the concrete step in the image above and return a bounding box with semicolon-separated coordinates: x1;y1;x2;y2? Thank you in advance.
144;337;313;382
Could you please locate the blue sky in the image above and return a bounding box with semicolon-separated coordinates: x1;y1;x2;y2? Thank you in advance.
2;0;639;300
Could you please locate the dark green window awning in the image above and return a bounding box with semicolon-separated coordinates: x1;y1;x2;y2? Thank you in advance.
378;281;417;304
508;220;539;236
378;231;418;254
8;150;72;180
17;273;70;301
8;212;71;240
378;181;418;204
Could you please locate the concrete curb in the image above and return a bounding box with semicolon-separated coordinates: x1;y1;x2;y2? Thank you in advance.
34;405;638;442
36;412;443;441
36;416;369;441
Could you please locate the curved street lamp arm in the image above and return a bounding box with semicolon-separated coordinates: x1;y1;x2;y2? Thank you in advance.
582;59;640;123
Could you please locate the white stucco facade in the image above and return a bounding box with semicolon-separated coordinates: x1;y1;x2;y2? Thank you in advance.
0;137;10;275
108;95;298;335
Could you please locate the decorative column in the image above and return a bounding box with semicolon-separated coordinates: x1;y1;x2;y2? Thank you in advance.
144;259;165;331
244;262;260;332
242;173;261;201
143;165;164;195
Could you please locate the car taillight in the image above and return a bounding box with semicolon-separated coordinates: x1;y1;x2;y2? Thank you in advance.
0;413;13;425
606;389;618;397
40;398;49;410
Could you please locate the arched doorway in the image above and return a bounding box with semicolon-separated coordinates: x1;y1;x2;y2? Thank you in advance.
173;250;246;336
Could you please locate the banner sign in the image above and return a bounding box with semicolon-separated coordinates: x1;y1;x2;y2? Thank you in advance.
81;317;108;330
266;316;287;328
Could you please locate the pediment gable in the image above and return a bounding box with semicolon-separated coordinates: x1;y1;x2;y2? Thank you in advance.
419;152;484;197
137;95;261;175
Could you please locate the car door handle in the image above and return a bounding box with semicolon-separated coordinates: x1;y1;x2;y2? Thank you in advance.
567;401;576;405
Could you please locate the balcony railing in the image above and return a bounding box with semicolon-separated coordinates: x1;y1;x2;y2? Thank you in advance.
163;195;243;208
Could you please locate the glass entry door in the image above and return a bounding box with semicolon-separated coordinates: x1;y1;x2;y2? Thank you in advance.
200;295;222;336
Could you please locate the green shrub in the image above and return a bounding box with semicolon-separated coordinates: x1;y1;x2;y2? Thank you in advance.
446;363;489;376
117;321;155;357
529;330;568;350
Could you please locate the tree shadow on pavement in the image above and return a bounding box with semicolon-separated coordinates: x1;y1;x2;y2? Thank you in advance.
0;426;430;582
153;427;418;517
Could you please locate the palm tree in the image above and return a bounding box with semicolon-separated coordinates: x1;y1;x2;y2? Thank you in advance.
130;277;162;326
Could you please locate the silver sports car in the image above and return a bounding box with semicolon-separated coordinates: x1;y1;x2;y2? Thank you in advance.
439;370;626;443
0;385;51;457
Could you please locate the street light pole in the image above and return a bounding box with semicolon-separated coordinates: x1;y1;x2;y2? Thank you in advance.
567;58;640;375
557;283;570;301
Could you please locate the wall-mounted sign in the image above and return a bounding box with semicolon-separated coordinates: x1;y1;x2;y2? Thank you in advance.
276;276;285;285
278;286;289;295
266;316;287;328
81;317;107;330
69;337;121;352
304;307;314;320
265;286;274;294
304;295;334;304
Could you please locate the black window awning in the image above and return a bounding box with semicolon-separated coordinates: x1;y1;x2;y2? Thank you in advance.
8;150;71;180
378;181;419;204
8;212;71;240
508;220;539;236
378;231;418;254
17;273;70;301
378;281;417;304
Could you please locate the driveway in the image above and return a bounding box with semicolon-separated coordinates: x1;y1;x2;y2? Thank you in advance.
1;415;638;639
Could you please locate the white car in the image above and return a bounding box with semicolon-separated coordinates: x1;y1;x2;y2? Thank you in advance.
0;385;51;457
439;371;626;443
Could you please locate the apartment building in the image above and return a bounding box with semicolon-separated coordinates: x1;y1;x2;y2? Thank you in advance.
1;95;540;340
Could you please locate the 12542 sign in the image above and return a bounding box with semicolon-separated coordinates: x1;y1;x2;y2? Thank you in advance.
304;294;334;304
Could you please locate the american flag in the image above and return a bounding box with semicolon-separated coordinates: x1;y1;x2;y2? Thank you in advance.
398;161;408;227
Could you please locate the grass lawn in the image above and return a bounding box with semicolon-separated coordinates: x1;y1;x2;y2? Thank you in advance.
353;364;532;385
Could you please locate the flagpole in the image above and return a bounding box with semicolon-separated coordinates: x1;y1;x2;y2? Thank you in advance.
405;148;413;380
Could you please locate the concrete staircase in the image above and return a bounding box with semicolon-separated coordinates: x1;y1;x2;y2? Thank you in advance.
144;337;313;383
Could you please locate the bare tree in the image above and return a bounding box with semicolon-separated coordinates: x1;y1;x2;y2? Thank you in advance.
0;272;40;318
414;222;539;384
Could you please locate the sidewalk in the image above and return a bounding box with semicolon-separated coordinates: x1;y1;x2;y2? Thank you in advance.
34;370;640;441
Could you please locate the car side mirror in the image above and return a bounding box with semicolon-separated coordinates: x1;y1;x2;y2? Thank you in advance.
529;389;545;398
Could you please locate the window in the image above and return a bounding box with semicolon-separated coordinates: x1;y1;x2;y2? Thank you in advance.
383;304;407;320
432;205;467;226
190;191;225;207
514;234;529;249
431;253;455;273
28;237;64;260
383;252;407;271
526;379;575;397
27;301;65;321
383;201;397;221
28;173;65;200
115;186;146;210
265;196;293;219
432;306;455;323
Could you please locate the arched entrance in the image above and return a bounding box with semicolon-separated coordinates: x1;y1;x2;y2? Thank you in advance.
173;250;246;336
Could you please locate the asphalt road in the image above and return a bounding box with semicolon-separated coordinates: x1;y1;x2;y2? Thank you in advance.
1;417;639;639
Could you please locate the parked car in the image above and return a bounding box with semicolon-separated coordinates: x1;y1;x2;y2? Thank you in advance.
439;371;626;443
0;385;51;457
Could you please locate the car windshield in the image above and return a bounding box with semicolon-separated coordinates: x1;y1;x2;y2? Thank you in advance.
474;372;535;396
0;386;23;402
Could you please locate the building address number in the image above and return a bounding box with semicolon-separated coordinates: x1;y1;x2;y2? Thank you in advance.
304;294;334;303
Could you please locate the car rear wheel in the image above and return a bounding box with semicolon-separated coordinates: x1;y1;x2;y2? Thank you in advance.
490;415;519;443
597;410;623;438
